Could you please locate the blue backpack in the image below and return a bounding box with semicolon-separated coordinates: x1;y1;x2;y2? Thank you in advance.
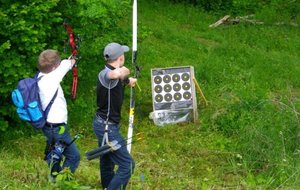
11;73;58;129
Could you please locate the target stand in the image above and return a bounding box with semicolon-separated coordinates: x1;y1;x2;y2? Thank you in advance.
150;66;198;125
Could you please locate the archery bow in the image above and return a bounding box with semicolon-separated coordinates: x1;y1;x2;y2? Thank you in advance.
63;20;80;100
127;0;140;153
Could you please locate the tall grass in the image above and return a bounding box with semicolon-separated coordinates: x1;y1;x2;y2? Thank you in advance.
1;0;300;189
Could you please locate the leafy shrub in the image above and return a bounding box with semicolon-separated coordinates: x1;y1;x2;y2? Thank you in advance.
0;0;62;133
0;0;131;136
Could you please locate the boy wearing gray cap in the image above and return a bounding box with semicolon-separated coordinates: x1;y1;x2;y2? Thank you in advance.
93;42;137;189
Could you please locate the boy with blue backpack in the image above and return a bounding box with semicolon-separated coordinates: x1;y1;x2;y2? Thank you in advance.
38;49;80;178
12;49;80;180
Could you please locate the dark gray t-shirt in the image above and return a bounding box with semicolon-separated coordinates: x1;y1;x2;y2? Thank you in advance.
96;64;124;124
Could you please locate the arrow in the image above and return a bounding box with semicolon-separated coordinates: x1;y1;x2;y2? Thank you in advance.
86;135;144;160
86;132;143;159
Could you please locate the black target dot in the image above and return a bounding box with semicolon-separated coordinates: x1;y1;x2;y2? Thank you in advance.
164;84;172;92
174;93;182;101
154;76;162;84
182;82;191;90
172;74;180;82
164;93;172;102
155;94;163;102
173;83;181;92
181;73;190;81
163;75;171;83
183;92;192;100
154;85;163;93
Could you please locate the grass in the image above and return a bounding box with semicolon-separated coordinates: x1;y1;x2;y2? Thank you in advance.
1;0;300;189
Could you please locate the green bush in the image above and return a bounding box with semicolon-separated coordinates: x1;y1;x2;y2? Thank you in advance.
0;0;62;133
0;0;130;137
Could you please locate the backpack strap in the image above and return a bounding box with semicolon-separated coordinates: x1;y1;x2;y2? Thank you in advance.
35;72;59;121
35;71;42;81
44;89;58;120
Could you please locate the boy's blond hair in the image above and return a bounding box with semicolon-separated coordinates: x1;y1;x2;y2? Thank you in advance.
37;49;61;73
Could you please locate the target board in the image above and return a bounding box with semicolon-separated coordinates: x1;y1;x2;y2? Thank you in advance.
151;66;198;122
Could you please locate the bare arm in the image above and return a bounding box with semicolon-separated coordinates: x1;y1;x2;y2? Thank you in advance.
107;66;130;80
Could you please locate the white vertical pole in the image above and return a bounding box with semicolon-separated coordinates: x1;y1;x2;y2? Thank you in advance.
127;0;138;153
132;0;137;52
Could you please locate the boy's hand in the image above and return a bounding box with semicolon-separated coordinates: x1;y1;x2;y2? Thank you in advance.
68;54;76;67
128;77;137;87
70;59;76;66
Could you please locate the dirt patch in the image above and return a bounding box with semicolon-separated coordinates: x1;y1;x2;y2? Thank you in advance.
196;37;220;48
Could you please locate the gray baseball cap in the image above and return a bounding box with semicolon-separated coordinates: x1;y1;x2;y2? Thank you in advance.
103;42;130;61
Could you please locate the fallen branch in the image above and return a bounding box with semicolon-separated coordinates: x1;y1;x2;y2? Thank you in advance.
210;15;264;27
275;22;298;27
210;14;298;27
209;15;230;28
232;14;264;25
